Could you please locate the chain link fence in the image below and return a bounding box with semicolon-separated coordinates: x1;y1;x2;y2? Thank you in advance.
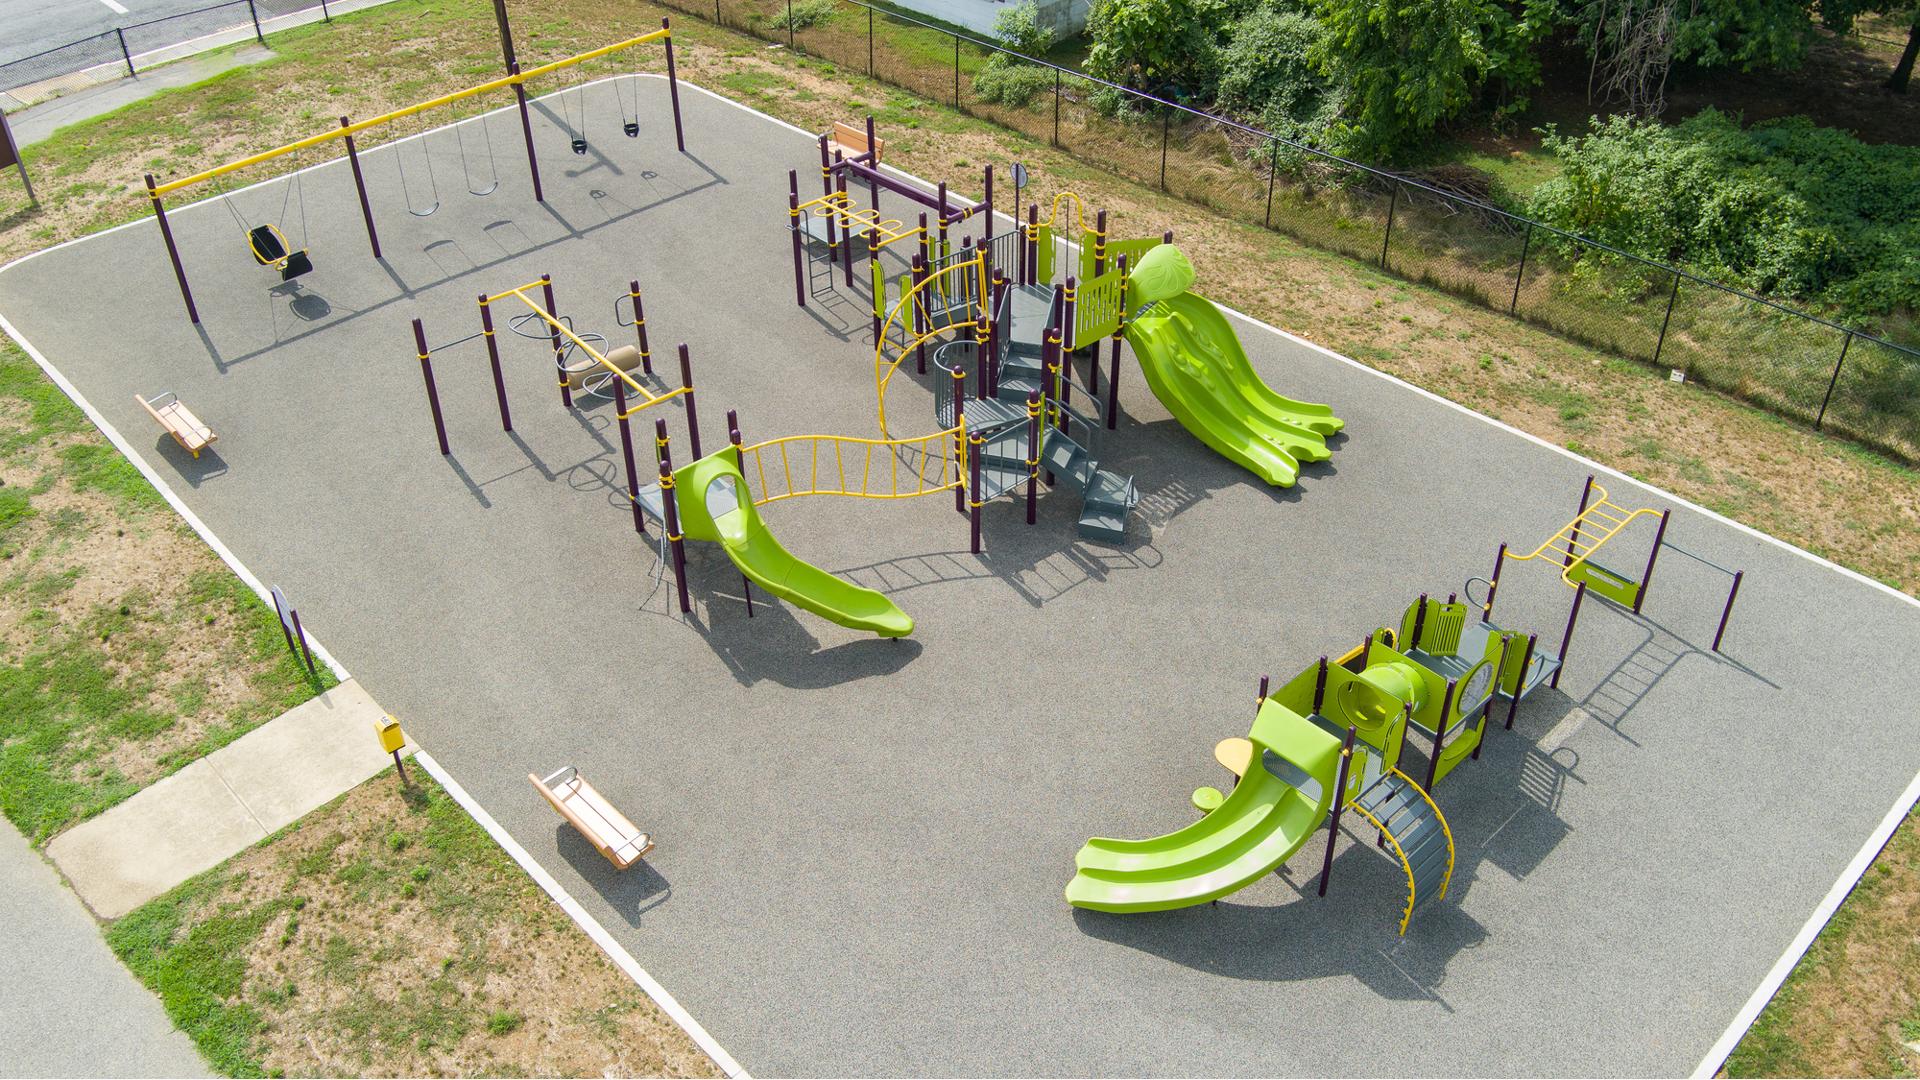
663;0;1920;461
0;0;355;111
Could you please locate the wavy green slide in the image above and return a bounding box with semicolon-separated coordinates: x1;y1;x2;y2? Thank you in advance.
1122;245;1342;487
671;452;913;638
1065;698;1341;913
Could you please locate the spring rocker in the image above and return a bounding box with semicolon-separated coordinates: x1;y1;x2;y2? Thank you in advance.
1067;639;1459;935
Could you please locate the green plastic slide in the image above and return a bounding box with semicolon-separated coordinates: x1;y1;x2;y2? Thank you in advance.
1064;698;1342;913
671;452;914;638
1123;245;1342;487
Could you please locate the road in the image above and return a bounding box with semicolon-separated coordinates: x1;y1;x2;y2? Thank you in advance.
0;0;241;68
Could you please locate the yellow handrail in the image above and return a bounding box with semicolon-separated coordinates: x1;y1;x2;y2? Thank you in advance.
150;27;671;196
739;430;961;505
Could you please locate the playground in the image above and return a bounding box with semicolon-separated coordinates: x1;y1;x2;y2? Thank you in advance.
1;56;1918;1076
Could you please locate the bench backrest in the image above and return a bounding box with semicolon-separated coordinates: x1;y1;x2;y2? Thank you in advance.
831;121;883;163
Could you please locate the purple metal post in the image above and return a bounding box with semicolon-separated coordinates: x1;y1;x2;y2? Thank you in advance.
1257;674;1270;713
411;318;449;456
1107;253;1128;429
340;117;380;258
1634;509;1671;613
1425;679;1458;792
539;275;571;409
727;409;753;617
787;170;807;308
288;608;317;677
952;368;967;515
1025;390;1040;525
869;222;883;345
969;431;983;555
981;164;993;250
1312;657;1329;714
1317;727;1357;897
910;253;929;375
837;158;854;288
865;114;880;206
1551;582;1588;689
1566;474;1594;571
1712;571;1744;653
508;61;543;203
628;281;654;375
1026;203;1039;284
612;377;646;535
677;343;701;460
1094;209;1108;276
655;418;690;614
1410;594;1428;650
477;297;512;431
145;174;198;324
1485;543;1507;618
1062;275;1078;374
1505;634;1536;729
818;136;840;273
661;18;686;153
988;272;1007;396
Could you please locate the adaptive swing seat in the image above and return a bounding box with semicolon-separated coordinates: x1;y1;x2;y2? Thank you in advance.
136;392;216;459
531;766;654;869
247;224;312;282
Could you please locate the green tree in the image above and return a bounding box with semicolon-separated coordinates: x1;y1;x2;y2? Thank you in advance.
1084;0;1223;101
1310;0;1537;157
1821;0;1920;92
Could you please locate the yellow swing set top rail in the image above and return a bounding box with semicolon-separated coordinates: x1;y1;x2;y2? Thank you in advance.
149;26;672;197
481;280;687;421
1508;479;1664;585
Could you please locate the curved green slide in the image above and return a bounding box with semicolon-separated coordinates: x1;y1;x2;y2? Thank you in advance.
671;452;914;638
1065;698;1342;913
1122;245;1342;487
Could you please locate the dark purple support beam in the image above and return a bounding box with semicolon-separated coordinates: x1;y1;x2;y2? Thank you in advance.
662;18;686;153
340;117;380;259
936;180;949;259
969;431;983;555
628;281;654;375
952;368;967;516
539;275;571;408
1257;674;1270;714
1024;203;1038;285
145;174;198;324
1425;679;1458;792
837;158;854;289
1107;253;1128;430
1551;582;1587;690
612;377;645;535
1713;571;1744;653
477;297;512;432
728;409;753;617
509;61;544;203
818;136;840;272
1505;634;1536;730
1485;542;1507;619
411;318;449;456
910;253;929;375
1062;275;1078;360
1410;593;1428;651
974;298;989;401
869;223;883;345
1635;509;1671;614
1567;474;1594;571
1312;656;1329;714
864;115;879;205
655;418;690;614
1094;209;1108;276
988;272;1007;397
1025;390;1040;525
981;164;993;251
677;343;701;460
1318;727;1357;897
787;171;806;308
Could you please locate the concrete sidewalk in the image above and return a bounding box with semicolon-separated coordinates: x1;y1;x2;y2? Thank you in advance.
48;678;412;919
0;820;208;1078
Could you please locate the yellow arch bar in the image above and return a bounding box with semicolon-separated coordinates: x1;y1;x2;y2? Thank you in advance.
150;27;671;197
873;254;988;438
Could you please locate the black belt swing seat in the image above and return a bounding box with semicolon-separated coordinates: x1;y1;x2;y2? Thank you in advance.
247;223;313;282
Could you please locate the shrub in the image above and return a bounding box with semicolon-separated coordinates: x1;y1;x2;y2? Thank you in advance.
993;0;1054;57
974;1;1057;108
1085;0;1222;102
1215;5;1342;145
769;0;838;32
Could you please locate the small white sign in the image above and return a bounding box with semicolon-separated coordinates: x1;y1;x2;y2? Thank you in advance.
1669;369;1686;383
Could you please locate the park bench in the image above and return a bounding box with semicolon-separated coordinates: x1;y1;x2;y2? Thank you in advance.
826;120;883;164
136;392;216;459
531;766;654;869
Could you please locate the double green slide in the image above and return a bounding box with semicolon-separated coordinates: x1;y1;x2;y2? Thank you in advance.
1065;697;1342;912
670;452;913;638
1122;245;1342;487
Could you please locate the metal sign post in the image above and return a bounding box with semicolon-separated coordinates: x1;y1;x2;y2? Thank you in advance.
0;109;37;208
1009;160;1027;230
268;584;318;677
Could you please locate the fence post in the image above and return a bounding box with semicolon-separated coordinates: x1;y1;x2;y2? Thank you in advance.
953;35;960;109
787;0;794;48
320;0;330;21
868;7;874;75
1263;139;1279;229
1379;181;1399;269
1052;69;1061;148
246;0;265;44
115;28;135;77
1652;269;1682;367
1158;110;1170;191
1815;331;1854;431
1510;221;1533;313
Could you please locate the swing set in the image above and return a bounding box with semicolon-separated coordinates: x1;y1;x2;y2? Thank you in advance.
139;20;688;325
